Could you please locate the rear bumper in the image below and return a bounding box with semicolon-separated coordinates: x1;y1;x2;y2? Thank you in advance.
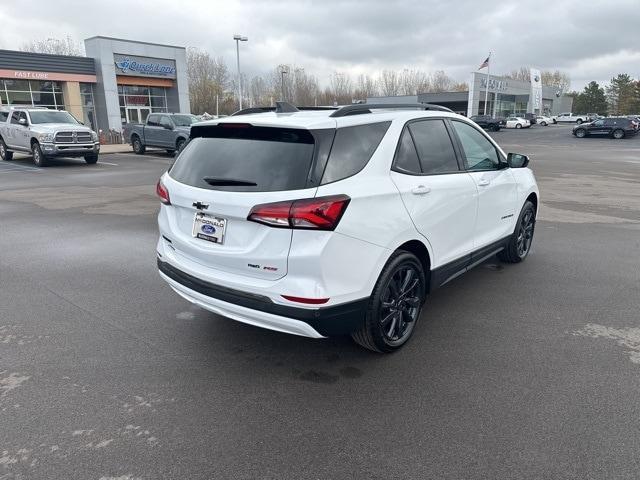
158;259;368;337
41;142;99;157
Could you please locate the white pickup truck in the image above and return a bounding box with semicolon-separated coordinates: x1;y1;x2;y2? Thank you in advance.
552;113;589;124
0;107;100;167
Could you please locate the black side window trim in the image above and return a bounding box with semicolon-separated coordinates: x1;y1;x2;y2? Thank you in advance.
447;119;507;171
391;117;465;176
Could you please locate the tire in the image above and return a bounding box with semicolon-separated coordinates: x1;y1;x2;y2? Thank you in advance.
575;128;586;138
612;129;625;139
84;154;99;164
31;142;49;167
492;124;501;132
132;135;145;155
351;251;426;353
498;200;536;264
541;121;547;126
0;138;13;161
515;123;522;129
176;138;186;153
576;119;583;125
553;119;557;124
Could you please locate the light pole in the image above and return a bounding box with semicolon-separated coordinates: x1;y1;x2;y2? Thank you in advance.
233;34;248;110
279;65;289;102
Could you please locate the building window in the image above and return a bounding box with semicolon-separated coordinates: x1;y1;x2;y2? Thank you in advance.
118;84;169;123
0;79;65;109
80;83;97;131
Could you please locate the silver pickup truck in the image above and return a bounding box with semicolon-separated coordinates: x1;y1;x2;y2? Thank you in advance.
122;113;199;155
0;107;100;167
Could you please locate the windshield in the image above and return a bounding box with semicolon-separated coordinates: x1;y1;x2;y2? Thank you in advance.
29;110;80;125
172;115;199;127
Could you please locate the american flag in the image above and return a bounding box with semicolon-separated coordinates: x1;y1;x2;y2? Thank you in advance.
478;56;490;70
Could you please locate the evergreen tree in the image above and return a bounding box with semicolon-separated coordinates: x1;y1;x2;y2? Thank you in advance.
575;81;608;115
606;74;635;115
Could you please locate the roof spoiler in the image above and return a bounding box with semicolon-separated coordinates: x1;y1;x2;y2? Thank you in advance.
329;103;453;118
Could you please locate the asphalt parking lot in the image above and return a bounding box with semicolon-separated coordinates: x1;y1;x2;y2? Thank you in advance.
1;124;639;479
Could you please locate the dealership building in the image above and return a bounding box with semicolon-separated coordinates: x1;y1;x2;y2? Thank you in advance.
368;71;573;117
0;36;189;133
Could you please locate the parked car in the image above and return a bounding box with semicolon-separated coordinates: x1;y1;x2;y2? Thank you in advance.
552;113;589;124
572;117;637;139
155;102;539;352
505;117;531;129
522;113;537;125
123;113;200;155
469;115;503;131
626;116;640;131
0;107;100;166
536;116;552;126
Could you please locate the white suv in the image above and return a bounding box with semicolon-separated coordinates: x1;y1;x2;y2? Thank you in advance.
156;103;539;352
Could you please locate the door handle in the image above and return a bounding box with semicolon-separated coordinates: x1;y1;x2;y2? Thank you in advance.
477;179;491;187
411;185;431;195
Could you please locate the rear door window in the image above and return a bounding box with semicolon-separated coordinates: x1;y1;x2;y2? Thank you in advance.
320;122;390;184
169;125;315;192
408;119;459;174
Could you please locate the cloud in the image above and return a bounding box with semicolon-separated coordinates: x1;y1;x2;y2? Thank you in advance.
0;0;638;90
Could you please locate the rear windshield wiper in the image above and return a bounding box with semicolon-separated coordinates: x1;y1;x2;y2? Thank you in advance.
203;177;258;187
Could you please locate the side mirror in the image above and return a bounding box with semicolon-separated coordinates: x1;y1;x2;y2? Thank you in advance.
18;118;28;126
507;153;529;168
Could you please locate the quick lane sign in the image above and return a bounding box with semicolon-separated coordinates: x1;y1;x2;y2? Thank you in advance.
113;54;177;79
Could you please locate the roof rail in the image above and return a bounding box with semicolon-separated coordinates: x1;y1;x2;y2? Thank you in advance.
231;103;339;116
329;103;453;118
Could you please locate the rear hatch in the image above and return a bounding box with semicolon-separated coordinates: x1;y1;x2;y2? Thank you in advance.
162;124;319;281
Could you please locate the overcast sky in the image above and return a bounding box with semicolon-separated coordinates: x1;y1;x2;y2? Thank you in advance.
1;0;638;91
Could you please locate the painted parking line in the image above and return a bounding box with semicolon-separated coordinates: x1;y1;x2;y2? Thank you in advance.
99;161;119;166
0;162;41;172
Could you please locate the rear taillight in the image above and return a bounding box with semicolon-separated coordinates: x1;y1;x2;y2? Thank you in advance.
156;178;171;205
247;195;351;230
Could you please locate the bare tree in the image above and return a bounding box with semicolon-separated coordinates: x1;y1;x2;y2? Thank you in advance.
541;70;571;92
505;66;531;82
399;69;430;95
429;70;454;92
451;82;469;92
378;70;400;96
329;72;353;104
186;47;230;114
20;35;83;56
353;74;379;101
505;66;571;91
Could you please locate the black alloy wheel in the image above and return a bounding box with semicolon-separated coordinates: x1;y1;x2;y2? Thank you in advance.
612;129;625;139
499;200;537;263
352;251;426;353
575;128;586;138
515;208;535;258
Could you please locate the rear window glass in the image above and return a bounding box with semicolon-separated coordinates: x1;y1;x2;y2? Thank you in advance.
169;125;315;192
321;121;390;184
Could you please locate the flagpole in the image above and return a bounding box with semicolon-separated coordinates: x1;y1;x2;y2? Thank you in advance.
483;52;491;115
